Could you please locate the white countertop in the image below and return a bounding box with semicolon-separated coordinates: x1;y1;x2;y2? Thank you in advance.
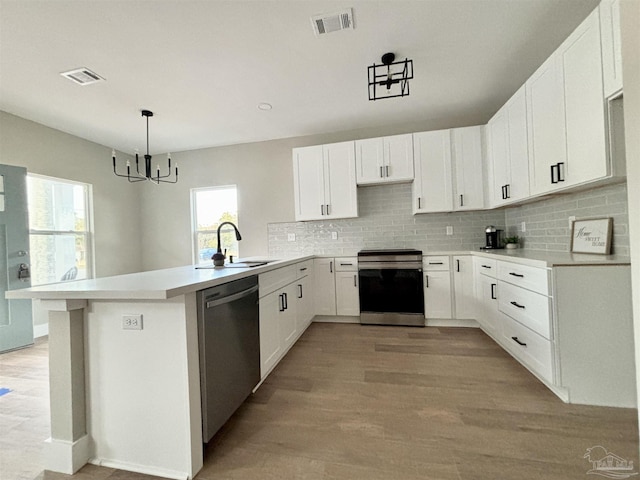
5;256;313;301
6;249;629;302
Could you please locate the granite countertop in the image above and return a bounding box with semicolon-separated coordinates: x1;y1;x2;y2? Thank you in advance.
5;255;314;301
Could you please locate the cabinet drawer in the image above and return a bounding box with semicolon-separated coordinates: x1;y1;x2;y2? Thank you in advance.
335;257;358;272
501;313;554;384
423;256;450;271
296;259;314;279
475;257;497;278
498;282;552;339
497;261;549;295
259;265;297;298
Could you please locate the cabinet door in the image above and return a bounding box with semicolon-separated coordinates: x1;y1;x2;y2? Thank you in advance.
488;108;510;207
451;126;484;211
355;137;384;185
527;54;567;195
314;258;336;315
259;291;283;378
424;271;452;319
560;9;608;186
323;141;358;219
412;130;453;213
600;0;623;98
505;86;530;202
293;145;325;221
296;275;314;332
385;134;414;182
453;256;475;319
280;283;298;351
476;273;499;337
335;271;360;316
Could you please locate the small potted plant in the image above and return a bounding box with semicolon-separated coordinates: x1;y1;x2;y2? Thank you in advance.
503;235;520;249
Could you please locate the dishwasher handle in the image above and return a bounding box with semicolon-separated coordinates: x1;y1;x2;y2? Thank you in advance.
205;284;259;309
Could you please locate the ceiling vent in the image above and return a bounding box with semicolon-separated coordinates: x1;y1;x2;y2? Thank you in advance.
311;8;354;36
60;67;105;86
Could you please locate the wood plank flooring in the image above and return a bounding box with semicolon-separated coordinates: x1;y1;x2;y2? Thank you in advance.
1;324;637;480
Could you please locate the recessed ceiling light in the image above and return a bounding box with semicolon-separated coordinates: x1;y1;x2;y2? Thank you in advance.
257;103;272;111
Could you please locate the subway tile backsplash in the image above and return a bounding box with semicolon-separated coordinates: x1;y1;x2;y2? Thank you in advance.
268;182;630;258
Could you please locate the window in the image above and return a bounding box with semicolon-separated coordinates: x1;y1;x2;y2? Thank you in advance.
191;186;238;264
27;174;93;286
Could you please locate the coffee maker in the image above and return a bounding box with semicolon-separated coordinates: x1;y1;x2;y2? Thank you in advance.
483;225;504;249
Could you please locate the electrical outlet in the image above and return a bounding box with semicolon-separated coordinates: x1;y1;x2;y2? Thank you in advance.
446;226;453;236
123;314;143;330
521;221;526;232
568;216;576;228
331;231;338;240
287;233;296;242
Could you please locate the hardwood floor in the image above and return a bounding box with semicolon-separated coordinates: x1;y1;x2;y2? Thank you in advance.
1;324;638;480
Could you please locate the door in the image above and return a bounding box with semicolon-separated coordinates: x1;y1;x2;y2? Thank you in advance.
505;86;530;202
453;256;475;319
451;126;484;211
313;258;336;315
292;145;325;221
385;134;414;182
488;108;510;207
412;130;453;213
323;141;357;219
335;271;360;316
0;164;33;353
355;137;384;184
424;270;452;319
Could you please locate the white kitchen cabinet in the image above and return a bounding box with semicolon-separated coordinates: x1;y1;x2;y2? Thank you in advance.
412;130;453;214
451;126;485;211
473;258;499;338
334;257;359;316
280;282;298;351
423;256;452;320
258;290;282;378
599;0;623;98
292;141;358;221
313;258;336;315
452;255;475;319
355;134;414;185
296;274;314;332
486;85;530;207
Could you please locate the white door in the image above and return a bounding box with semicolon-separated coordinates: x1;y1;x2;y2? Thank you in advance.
451;126;484;211
505;86;530;202
335;271;360;316
355;137;384;184
259;290;282;378
314;258;336;315
280;283;298;351
424;271;452;319
296;275;313;332
453;256;475;319
488;108;510;207
293;145;325;221
560;9;608;186
527;54;567;195
0;164;33;353
412;130;453;213
385;134;414;182
323;141;358;219
476;274;499;337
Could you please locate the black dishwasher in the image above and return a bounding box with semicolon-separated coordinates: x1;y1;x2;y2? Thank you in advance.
197;275;260;443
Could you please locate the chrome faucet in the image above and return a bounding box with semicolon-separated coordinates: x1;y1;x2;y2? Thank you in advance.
212;222;242;266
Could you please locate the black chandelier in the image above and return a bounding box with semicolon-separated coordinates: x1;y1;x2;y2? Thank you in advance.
368;52;413;101
112;110;178;184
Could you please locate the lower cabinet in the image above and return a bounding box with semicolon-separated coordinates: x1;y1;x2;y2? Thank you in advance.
473;256;498;337
335;257;359;316
314;258;337;315
452;255;475;319
423;272;452;319
295;274;314;333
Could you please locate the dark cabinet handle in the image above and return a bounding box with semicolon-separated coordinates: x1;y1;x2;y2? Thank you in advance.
386;165;390;177
279;294;285;312
283;292;288;310
340;263;353;266
557;162;565;182
380;166;384;178
501;185;506;200
481;265;492;269
298;284;303;299
326;204;331;215
329;261;333;273
418;197;421;209
491;283;496;300
511;336;527;347
456;259;460;272
321;204;325;215
510;301;525;309
425;275;429;288
509;272;524;278
429;262;444;265
459;194;464;207
506;184;510;199
354;275;357;287
550;164;558;184
299;267;307;272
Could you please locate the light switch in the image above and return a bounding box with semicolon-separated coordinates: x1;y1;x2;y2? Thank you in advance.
446;226;453;236
331;232;338;240
287;233;296;242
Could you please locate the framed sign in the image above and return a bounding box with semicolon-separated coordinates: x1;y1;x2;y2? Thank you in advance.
570;217;613;254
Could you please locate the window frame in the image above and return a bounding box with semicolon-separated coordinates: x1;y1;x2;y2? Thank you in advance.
27;173;95;286
190;185;239;265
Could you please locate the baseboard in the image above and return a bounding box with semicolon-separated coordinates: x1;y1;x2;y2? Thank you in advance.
312;315;359;324
33;323;49;338
88;458;189;480
44;435;90;474
425;318;479;328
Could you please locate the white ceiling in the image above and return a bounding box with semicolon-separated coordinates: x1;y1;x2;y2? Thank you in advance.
0;0;600;155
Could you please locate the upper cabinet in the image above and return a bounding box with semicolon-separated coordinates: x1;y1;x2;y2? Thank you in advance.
599;0;623;98
292;141;358;221
355;134;414;185
451;126;485;211
412;129;453;214
486;85;530;207
528;8;609;196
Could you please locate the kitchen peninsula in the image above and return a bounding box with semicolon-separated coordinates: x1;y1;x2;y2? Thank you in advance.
6;249;634;480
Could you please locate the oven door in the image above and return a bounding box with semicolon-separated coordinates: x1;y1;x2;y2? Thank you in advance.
358;266;424;316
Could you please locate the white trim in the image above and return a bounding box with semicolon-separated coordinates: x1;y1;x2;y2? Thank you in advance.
44;435;90;474
33;323;49;338
425;318;479;328
312;315;360;324
88;458;189;480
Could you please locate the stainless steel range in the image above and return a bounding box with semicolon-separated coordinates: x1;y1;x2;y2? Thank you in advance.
357;249;425;327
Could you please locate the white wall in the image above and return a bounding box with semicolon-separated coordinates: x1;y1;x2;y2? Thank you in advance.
139;117;485;271
620;0;640;432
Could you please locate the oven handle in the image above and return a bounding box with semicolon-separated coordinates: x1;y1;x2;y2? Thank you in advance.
358;264;423;270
